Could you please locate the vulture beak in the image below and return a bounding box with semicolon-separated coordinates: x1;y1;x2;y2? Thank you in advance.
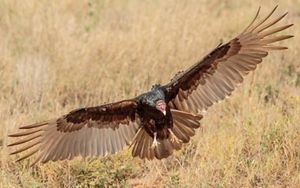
156;100;167;116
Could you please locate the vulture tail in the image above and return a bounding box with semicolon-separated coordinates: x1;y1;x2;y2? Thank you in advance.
171;109;202;143
131;109;202;159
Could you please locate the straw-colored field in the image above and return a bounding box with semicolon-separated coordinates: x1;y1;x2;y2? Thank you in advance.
0;0;299;187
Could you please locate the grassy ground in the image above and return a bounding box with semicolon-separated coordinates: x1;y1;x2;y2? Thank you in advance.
0;0;299;187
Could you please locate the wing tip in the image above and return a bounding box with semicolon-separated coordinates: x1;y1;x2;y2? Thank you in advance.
8;134;17;138
283;11;288;16
272;5;279;13
9;150;19;155
7;143;16;147
19;122;48;129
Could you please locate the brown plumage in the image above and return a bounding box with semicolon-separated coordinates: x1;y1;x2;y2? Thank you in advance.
8;6;293;165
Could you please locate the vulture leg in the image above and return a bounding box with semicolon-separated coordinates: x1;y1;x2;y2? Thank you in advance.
168;128;182;145
151;132;159;149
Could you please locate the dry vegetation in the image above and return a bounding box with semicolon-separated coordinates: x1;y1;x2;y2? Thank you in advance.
0;0;299;187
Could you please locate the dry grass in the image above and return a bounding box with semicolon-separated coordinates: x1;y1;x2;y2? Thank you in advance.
0;0;300;187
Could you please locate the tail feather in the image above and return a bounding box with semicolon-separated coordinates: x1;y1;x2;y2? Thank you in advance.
171;109;202;143
131;110;202;159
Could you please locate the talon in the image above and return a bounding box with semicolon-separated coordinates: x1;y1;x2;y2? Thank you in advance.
151;139;159;149
168;128;182;144
151;132;159;149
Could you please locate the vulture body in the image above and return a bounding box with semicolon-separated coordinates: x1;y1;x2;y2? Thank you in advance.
8;6;293;165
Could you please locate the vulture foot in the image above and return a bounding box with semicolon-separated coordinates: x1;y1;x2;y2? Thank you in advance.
168;128;182;144
151;132;159;149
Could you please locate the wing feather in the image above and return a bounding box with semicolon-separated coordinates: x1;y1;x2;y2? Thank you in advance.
8;100;140;164
164;7;293;113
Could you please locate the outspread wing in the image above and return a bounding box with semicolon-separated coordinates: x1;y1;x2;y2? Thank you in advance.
163;6;293;114
8;99;140;165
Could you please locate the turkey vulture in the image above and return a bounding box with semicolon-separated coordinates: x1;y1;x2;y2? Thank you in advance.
8;6;293;165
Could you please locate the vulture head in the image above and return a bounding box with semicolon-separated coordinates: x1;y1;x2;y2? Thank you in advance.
155;100;167;116
141;85;167;116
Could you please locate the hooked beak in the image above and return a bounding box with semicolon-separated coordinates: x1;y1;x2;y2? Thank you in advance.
156;100;167;116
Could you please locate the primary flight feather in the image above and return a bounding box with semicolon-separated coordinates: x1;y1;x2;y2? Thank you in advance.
8;6;293;165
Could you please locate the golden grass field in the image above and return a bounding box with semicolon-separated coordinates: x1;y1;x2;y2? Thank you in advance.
0;0;299;187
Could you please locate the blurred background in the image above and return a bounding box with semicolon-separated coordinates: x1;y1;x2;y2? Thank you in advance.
0;0;299;187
